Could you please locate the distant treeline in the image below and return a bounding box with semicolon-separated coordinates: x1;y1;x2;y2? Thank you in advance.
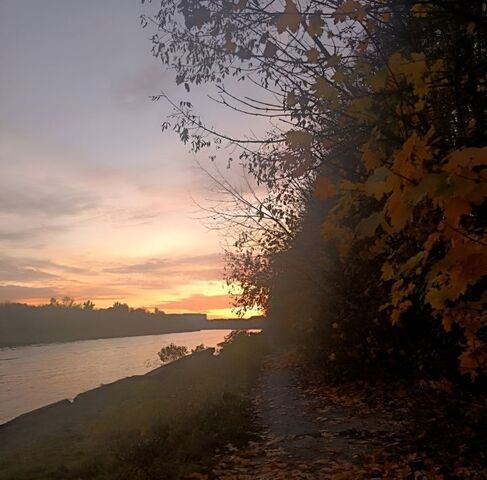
0;299;265;348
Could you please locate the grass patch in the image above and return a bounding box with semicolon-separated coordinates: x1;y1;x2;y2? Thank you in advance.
108;393;255;479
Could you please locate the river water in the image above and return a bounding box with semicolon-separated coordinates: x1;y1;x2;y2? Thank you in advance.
0;329;234;424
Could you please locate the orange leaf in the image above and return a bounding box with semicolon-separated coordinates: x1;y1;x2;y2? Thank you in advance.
276;0;302;34
306;47;320;63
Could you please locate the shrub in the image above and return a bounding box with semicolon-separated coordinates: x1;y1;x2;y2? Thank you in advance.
157;343;188;364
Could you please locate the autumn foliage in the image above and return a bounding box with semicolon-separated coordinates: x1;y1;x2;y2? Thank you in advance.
144;0;486;380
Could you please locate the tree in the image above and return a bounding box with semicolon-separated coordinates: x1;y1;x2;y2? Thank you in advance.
83;300;95;310
142;0;486;378
49;297;59;307
112;301;130;311
61;296;77;309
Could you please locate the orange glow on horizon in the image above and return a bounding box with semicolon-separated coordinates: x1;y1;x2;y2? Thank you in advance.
9;282;263;320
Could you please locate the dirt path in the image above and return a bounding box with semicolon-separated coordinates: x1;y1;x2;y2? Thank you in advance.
209;357;401;479
203;355;486;479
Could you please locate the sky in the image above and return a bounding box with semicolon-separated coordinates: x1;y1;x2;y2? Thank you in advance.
0;0;263;318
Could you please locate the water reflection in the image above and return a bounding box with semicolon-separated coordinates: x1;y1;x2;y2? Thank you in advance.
0;329;233;424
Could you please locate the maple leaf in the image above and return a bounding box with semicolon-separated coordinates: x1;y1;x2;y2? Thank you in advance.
263;40;278;57
442;197;472;227
286;129;313;148
276;0;302;34
307;14;325;37
327;54;341;67
381;262;394;281
333;68;346;84
355;211;384;238
286;91;299;107
425;287;448;309
391;301;413;325
306;47;320;63
362;166;391;199
392;133;433;181
313;77;337;99
399;252;425;275
361;140;382;173
444;147;486;174
367;67;388;91
386;190;414;232
334;0;367;23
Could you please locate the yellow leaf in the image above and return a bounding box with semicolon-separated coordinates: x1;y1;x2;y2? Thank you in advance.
361;140;381;172
355;211;384;238
337;179;360;192
399;252;425;275
347;97;374;122
442;198;472;227
391;301;413;325
367;67;388;91
424;233;441;255
307;14;324;37
444;147;487;174
381;262;394;281
306;47;319;63
392;132;433;181
286;129;313;148
411;3;432;17
389;52;429;99
384;172;402;192
333;68;346;84
334;0;367;23
312;77;337;99
225;38;237;53
276;0;302;34
386;190;413;232
327;54;341;67
363;166;390;199
286;91;299;107
425;287;448;309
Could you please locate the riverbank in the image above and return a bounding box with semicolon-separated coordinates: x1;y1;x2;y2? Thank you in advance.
0;331;267;480
0;302;265;348
0;330;239;424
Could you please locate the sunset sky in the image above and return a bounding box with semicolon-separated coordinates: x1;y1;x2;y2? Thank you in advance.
0;0;263;318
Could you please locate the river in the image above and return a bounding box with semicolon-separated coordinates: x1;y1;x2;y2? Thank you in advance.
0;329;234;424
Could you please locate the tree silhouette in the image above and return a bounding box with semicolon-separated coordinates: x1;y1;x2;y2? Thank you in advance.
143;0;487;378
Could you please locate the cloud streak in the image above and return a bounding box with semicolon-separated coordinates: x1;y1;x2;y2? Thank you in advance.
0;285;57;302
103;254;221;276
157;294;231;312
0;182;96;217
0;257;59;282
